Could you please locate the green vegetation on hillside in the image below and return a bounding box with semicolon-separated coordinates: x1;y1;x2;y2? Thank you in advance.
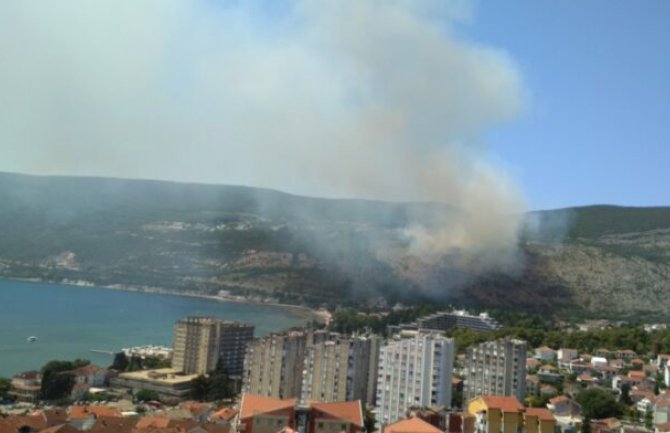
2;172;670;317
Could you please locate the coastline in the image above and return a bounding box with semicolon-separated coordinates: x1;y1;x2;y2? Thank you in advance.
2;277;332;325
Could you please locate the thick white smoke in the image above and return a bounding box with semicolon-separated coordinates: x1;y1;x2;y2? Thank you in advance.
0;0;526;270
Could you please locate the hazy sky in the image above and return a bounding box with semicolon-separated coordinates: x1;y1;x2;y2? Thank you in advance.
1;0;668;210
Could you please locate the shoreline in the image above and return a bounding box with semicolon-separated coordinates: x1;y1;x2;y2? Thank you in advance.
2;277;332;325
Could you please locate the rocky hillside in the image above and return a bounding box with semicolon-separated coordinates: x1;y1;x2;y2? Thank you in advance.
0;172;668;318
519;206;670;317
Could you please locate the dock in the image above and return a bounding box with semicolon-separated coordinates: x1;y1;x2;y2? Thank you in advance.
89;349;116;356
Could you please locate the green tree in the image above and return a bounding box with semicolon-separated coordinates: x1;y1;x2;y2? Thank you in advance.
364;407;376;433
191;375;212;401
135;389;160;402
40;360;79;401
576;389;624;419
581;417;591;433
207;363;233;401
645;411;653;429
0;377;11;401
620;383;633;406
111;352;129;371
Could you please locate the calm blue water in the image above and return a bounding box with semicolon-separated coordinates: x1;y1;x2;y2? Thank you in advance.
0;279;308;377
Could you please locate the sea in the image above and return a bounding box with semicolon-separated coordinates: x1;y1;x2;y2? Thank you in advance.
0;279;310;377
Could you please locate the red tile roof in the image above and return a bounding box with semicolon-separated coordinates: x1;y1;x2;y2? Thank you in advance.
239;394;297;420
628;371;646;379
549;395;569;404
311;401;363;427
479;396;524;413
68;406;122;420
41;424;84;433
210;407;238;421
525;408;555;422
384;417;443;433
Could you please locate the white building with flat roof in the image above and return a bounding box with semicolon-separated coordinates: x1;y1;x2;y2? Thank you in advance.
376;331;454;425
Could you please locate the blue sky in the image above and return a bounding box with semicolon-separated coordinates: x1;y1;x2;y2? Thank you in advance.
461;1;670;209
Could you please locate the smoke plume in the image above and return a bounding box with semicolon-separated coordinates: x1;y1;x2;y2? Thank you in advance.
0;1;527;284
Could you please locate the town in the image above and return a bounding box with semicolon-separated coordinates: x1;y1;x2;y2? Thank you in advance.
2;310;670;433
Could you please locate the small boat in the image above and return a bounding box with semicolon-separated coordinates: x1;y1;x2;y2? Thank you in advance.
27;336;38;342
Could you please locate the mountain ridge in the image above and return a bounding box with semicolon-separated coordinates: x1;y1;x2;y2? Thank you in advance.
1;171;668;318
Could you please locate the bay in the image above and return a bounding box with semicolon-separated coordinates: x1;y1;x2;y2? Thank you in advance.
0;279;309;377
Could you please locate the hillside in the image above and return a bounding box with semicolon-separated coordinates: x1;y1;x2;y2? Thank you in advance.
0;172;668;318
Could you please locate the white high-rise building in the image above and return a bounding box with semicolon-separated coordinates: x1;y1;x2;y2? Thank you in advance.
464;338;527;402
376;330;455;425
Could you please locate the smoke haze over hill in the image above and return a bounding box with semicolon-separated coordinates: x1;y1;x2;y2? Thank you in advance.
1;1;529;288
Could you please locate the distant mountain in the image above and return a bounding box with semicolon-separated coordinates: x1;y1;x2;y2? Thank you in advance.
0;172;668;318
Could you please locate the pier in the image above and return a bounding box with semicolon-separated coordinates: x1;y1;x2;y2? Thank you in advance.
89;349;116;356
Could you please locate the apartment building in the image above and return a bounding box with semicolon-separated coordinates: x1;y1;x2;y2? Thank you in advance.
465;396;555;433
244;330;332;398
301;334;380;405
376;330;455;425
464;338;527;402
172;316;254;376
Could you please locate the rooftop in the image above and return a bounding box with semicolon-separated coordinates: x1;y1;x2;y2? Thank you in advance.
117;368;198;384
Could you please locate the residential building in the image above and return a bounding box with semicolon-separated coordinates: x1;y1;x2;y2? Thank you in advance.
376;330;455;425
237;394;363;433
558;349;579;363
301;334;380;405
464;338;527;402
244;330;331;399
110;368;199;398
309;401;364;433
590;357;608;368
388;310;501;335
465;396;555;433
547;395;582;418
526;375;539;397
535;347;556;361
9;371;42;402
172;316;254;376
70;365;108;387
383;417;442;433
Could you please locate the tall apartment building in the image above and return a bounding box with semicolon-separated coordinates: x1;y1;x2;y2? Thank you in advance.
172;316;254;376
464;338;527;402
244;330;331;399
388;310;501;335
301;334;380;405
376;330;455;425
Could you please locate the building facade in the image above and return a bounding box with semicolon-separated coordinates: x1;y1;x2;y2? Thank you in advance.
301;334;380;405
464;338;527;402
172;316;254;376
388;310;501;335
244;330;331;399
376;330;455;425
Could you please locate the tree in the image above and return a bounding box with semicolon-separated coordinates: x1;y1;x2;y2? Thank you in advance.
40;360;79;401
364;407;376;433
40;371;74;401
620;383;633;406
191;375;212;401
0;377;11;401
576;389;624;419
581;417;591;433
111;352;129;371
135;389;160;402
645;411;653;429
208;363;233;401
